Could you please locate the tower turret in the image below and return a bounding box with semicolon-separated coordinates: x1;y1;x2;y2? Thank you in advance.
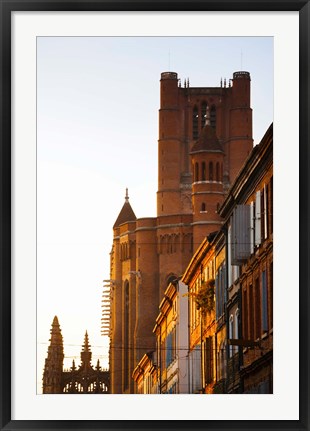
190;108;224;251
227;71;253;183
42;315;64;393
157;72;183;216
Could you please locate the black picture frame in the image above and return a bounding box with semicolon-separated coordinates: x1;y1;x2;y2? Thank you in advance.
1;1;309;430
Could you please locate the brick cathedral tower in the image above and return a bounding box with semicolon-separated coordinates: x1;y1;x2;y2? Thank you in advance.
108;70;253;393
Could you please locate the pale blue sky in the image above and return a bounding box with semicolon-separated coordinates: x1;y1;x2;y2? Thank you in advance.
37;36;273;393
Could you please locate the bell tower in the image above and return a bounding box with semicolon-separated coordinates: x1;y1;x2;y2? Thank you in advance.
190;108;224;249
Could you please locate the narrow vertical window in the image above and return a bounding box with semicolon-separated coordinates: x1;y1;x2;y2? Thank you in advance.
195;162;199;182
254;277;261;339
243;286;248;339
255;191;261;246
201;102;207;128
250;201;255;254
201;161;206;180
264;184;269;239
209;162;214;181
249;284;254;340
193;106;199;139
210;105;216;129
261;188;265;241
216;162;220;181
229;315;234;357
262;270;268;333
201;202;206;212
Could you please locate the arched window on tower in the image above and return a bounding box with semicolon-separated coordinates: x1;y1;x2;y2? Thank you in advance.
210;105;216;129
216;162;220;182
209;162;214;181
201;203;206;212
201;102;207;129
195;162;199;182
201;161;206;181
193;106;199;139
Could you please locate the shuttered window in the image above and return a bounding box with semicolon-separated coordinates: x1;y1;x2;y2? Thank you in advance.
255;191;261;246
204;336;214;384
231;205;251;264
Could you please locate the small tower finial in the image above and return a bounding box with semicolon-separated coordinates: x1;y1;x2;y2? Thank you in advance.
125;188;129;202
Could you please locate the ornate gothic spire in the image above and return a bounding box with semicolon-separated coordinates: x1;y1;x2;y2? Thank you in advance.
80;330;92;368
42;315;64;393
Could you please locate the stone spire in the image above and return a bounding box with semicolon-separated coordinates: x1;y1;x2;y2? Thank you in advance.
42;315;64;393
80;330;92;368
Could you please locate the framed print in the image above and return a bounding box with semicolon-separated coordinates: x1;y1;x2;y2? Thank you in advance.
1;1;309;430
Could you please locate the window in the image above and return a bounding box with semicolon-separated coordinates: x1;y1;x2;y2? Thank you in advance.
250;201;255;254
193;106;199;139
194;162;199;182
264;184;269;239
201;202;206;212
165;327;176;368
255;191;261;246
201;161;206;180
201;102;207;128
235;309;239;338
204;336;214;384
216;263;226;319
216;162;220;181
209;162;214;181
229;315;234;357
249;284;254;340
262;270;268;333
254;277;261;339
261;187;266;240
210;105;216;129
243;286;248;339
